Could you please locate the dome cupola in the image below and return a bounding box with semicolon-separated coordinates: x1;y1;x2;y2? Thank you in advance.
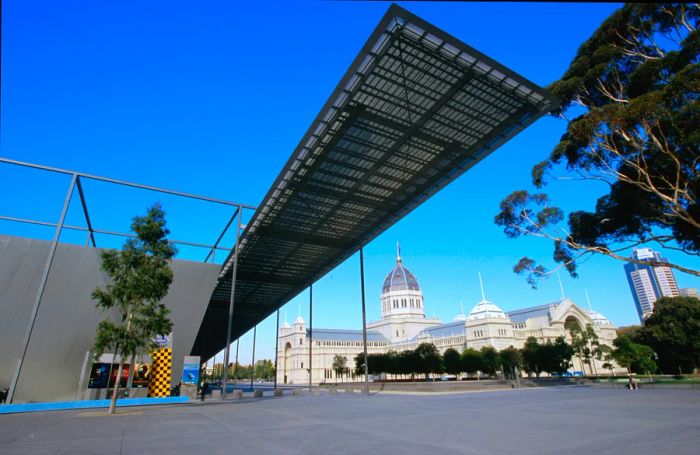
587;309;612;326
380;243;425;319
467;273;509;322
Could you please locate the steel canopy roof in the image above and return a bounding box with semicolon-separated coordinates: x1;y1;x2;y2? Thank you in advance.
192;4;558;359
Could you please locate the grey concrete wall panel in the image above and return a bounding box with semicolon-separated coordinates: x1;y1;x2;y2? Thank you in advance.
0;234;220;403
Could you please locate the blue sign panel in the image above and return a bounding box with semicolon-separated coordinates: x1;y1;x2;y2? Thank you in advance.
181;363;200;385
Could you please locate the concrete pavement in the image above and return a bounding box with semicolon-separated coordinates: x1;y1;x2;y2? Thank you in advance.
1;386;698;454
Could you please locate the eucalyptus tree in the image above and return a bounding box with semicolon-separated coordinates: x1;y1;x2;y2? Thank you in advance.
92;204;176;414
495;4;699;287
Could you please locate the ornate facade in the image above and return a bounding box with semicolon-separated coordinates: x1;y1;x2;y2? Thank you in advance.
277;248;618;384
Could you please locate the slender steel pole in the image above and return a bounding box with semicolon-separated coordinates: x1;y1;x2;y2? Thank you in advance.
7;173;77;403
308;284;313;390
250;326;257;390
274;310;280;390
233;338;240;384
222;207;243;397
360;248;369;396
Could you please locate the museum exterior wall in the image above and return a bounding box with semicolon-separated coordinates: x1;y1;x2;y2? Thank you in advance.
0;234;220;403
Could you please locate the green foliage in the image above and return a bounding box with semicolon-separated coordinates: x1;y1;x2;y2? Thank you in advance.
495;4;700;286
498;346;523;379
616;325;643;339
521;337;546;377
92;204;176;359
354;353;366;376
332;354;348;379
569;323;601;374
479;346;500;377
442;348;462;375
461;348;483;375
612;335;657;374
537;337;575;375
414;343;442;378
637;296;700;373
355;344;443;379
254;359;275;380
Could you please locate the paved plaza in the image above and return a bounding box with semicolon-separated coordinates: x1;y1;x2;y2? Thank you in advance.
1;387;699;454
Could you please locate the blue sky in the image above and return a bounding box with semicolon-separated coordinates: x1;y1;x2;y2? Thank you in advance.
2;1;698;366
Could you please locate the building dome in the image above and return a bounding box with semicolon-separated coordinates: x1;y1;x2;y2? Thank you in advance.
294;315;305;325
382;257;420;294
452;313;468;322
588;309;612;326
467;299;509;321
281;320;291;329
467;274;509;322
380;243;425;320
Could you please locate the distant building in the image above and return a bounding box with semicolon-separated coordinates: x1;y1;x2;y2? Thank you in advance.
624;248;679;322
679;288;699;298
277;246;618;384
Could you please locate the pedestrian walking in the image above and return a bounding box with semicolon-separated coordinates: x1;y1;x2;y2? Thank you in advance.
200;380;208;402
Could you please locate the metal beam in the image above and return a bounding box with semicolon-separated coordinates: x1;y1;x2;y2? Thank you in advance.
222;208;243;397
0;157;256;209
250;325;257;391
0;216;232;252
254;226;352;250
360;248;369;396
204;206;239;263
274;309;279;390
7;173;77;403
308;284;313;390
75;176;97;248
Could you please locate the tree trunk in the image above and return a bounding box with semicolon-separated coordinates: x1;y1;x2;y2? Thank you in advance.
109;358;124;414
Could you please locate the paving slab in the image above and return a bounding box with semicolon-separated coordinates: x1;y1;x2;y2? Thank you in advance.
1;387;698;454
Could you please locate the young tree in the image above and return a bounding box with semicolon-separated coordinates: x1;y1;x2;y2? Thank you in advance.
443;348;462;377
332;355;348;382
480;346;500;378
540;336;575;375
612;335;657;374
585;325;601;376
354;353;365;377
495;4;700;287
598;345;617;376
521;337;539;378
414;343;442;380
92;204;176;414
397;350;418;380
499;347;523;380
570;324;600;375
461;348;483;378
637;296;700;373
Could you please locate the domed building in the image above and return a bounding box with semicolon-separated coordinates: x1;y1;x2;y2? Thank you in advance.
367;246;441;342
276;245;619;384
380;252;424;318
464;277;517;350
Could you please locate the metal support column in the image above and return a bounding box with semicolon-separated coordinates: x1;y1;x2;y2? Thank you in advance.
360;248;369;396
274;309;280;390
250;326;257;390
308;284;313;390
222;206;243;397
233;338;240;385
7;173;77;403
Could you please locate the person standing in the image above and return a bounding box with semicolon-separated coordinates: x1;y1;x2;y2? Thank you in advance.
628;374;638;391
